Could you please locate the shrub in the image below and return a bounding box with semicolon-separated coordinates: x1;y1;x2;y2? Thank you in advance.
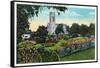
56;39;66;46
33;44;43;49
63;35;71;40
44;43;55;47
34;36;46;43
17;41;42;63
39;49;60;62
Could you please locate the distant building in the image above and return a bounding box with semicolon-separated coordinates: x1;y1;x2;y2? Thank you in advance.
47;10;68;35
22;32;31;40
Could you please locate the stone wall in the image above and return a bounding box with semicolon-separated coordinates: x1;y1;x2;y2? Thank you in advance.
57;42;95;57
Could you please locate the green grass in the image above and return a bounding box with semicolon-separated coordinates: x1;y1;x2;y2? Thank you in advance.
60;47;95;61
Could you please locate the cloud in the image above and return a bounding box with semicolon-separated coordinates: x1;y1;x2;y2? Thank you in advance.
66;11;81;17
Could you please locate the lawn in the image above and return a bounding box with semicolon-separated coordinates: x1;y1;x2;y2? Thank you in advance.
60;47;95;61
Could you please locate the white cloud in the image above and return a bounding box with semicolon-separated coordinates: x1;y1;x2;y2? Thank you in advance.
66;11;81;17
71;11;81;16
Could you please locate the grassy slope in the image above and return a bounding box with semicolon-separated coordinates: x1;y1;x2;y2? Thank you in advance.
60;47;95;61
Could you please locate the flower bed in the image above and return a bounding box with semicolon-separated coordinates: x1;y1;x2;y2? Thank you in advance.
45;37;95;57
17;37;95;63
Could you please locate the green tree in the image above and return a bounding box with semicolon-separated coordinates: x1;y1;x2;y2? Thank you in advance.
36;26;48;37
89;23;95;35
17;4;40;43
70;23;80;34
55;24;64;35
80;24;89;36
34;26;48;43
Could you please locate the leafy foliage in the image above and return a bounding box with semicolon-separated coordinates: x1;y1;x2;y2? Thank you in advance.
89;23;95;35
70;23;95;37
70;23;80;34
62;35;71;40
55;24;64;35
32;26;48;43
17;41;42;63
38;49;60;62
17;36;94;63
55;24;69;35
80;24;89;36
36;26;48;36
17;41;60;63
17;4;39;43
56;39;66;46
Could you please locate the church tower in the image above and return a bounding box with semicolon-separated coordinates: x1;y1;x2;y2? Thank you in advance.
47;9;57;35
49;12;55;23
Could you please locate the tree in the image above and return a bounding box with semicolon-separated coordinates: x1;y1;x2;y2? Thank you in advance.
89;23;95;35
55;24;64;35
70;23;80;34
34;26;48;43
17;4;67;44
80;24;89;36
17;5;40;43
36;26;48;37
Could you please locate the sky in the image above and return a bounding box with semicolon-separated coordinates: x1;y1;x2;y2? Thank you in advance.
28;5;96;32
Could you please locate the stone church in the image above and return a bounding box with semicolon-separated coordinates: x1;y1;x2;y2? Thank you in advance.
47;10;68;35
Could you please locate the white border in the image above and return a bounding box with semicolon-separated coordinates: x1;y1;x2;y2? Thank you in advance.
14;1;97;67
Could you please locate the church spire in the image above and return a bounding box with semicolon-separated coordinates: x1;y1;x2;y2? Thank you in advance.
49;8;55;23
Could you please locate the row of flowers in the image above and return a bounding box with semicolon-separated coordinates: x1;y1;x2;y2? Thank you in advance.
17;37;95;63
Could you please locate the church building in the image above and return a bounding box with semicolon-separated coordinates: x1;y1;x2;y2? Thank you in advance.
47;9;68;35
